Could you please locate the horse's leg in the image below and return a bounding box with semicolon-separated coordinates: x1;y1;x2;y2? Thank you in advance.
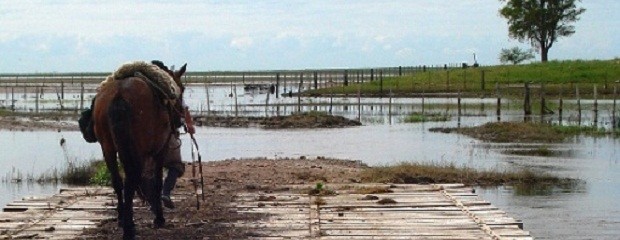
103;150;124;227
122;162;138;240
151;155;165;228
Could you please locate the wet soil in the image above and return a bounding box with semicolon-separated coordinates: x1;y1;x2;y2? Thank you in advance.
194;113;362;129
0;112;361;132
80;157;368;239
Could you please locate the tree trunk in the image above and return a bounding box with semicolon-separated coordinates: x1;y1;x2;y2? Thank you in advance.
541;46;549;62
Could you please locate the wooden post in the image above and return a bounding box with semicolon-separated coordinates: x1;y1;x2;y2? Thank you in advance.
593;85;598;127
205;82;211;116
379;70;383;97
313;71;318;90
370;69;374;82
421;88;425;114
329;86;334;114
524;82;531;121
61;80;65;100
297;73;303;112
35;87;39;113
265;91;270;117
398;66;402;76
613;82;618;129
80;82;85;111
540;82;546;123
576;85;581;126
276;73;280;99
11;87;15;111
357;84;361;121
558;84;564;125
457;90;462;117
388;89;392;124
343;70;348;86
234;84;238;117
496;83;501;122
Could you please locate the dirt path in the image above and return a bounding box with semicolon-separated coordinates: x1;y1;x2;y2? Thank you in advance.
80;157;368;239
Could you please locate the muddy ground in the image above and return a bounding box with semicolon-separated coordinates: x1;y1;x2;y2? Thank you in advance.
80;157;368;239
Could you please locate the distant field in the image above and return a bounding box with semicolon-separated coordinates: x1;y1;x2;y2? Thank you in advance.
308;59;620;98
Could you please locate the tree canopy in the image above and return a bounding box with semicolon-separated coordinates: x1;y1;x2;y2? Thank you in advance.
499;0;585;62
499;47;535;65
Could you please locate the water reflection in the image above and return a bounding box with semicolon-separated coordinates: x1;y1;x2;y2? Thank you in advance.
0;84;619;239
508;181;587;196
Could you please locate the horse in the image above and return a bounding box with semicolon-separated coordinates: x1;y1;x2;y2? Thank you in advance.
93;61;187;239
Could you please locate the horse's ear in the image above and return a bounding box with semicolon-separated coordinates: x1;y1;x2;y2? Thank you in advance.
175;63;187;79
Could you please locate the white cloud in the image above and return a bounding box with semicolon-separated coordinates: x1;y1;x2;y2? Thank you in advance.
230;36;254;50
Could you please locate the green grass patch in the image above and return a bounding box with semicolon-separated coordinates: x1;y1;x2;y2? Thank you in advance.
306;59;620;98
404;112;450;123
431;122;615;143
359;162;576;187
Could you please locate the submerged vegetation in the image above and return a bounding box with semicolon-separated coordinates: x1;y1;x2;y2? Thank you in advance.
2;160;112;186
403;112;450;123
431;122;616;143
359;162;578;188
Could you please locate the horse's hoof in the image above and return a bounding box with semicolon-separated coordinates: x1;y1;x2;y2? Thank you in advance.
122;226;136;240
153;218;165;229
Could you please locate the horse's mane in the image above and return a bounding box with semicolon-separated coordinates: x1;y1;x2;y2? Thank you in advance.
99;61;181;99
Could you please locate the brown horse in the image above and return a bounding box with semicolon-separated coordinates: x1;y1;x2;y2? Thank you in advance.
93;61;187;239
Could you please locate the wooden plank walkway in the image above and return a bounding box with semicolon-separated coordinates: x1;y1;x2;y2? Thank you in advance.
0;187;116;239
231;183;532;240
0;184;532;239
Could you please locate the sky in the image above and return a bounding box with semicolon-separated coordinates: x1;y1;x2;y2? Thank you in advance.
0;0;618;73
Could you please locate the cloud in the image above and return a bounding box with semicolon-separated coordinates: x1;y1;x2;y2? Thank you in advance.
230;36;254;50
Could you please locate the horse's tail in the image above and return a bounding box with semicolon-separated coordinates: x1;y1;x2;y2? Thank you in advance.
108;95;140;176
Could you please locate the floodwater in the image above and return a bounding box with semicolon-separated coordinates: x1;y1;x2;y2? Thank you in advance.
1;84;619;239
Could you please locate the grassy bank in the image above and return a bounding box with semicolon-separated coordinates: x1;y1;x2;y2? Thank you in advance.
430;122;617;143
359;162;577;188
306;59;620;98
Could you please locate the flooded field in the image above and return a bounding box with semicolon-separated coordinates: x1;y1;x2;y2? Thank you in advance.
1;84;619;239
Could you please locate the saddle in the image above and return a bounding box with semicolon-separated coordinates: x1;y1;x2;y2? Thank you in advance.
79;61;184;143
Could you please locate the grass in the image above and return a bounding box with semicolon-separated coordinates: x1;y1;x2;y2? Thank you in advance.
403;112;450;123
431;122;615;143
359;162;577;187
305;59;620;98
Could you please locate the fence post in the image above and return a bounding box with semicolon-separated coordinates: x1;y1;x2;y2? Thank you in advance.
613;81;618;129
524;82;531;121
558;83;564;125
313;71;318;90
298;73;303;112
496;82;501;122
576;85;581;125
276;73;280;99
80;82;85;111
593;85;598;127
379;70;384;97
344;70;348;86
370;69;374;82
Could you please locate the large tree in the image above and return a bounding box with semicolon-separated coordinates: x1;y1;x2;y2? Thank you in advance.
499;0;585;62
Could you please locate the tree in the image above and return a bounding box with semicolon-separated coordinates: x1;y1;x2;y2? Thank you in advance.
499;0;585;62
499;47;535;65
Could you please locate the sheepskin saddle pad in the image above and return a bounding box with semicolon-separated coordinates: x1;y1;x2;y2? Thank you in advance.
99;61;180;100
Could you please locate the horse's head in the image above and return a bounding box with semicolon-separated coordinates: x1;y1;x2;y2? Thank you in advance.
151;60;187;98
